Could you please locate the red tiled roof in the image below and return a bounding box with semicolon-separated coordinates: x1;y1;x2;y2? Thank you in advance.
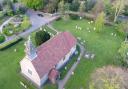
32;32;77;78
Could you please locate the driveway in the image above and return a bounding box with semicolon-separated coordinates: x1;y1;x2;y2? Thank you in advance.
19;9;60;38
1;9;60;44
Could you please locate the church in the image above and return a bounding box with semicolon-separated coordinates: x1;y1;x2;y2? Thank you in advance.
20;32;77;87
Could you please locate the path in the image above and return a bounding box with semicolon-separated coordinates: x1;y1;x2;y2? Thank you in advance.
0;17;14;33
47;24;58;33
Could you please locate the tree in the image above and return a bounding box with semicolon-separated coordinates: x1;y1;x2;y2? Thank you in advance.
0;34;5;43
113;0;125;22
21;0;43;10
79;1;86;17
69;0;80;11
95;12;105;32
45;0;59;13
89;66;128;89
58;0;65;15
92;0;104;16
118;41;128;66
104;0;115;21
21;16;31;30
115;21;128;35
35;30;50;46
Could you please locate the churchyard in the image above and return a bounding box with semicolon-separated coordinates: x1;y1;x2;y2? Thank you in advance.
0;0;128;89
0;17;124;89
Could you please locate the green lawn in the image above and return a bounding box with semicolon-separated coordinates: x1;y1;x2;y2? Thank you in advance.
0;41;35;89
0;18;124;89
52;19;124;89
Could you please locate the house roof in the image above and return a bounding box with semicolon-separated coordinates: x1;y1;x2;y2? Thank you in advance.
32;32;77;78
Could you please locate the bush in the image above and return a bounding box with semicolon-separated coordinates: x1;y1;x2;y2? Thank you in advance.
21;16;31;30
0;34;5;43
3;24;14;36
123;5;128;16
35;30;50;46
0;37;22;50
69;14;79;20
19;6;27;14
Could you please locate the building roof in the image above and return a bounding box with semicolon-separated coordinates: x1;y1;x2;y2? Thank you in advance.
32;32;77;78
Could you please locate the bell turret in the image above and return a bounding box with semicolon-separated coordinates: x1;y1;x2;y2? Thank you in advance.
25;36;37;60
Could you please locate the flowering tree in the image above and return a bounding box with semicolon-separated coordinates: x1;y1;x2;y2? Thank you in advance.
89;66;128;89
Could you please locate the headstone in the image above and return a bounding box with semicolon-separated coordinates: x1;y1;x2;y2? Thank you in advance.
127;52;128;56
44;29;46;32
91;54;95;59
14;49;17;52
71;72;74;75
9;30;13;34
75;51;78;55
85;54;90;59
94;27;96;31
79;27;82;30
76;25;78;29
40;28;42;30
80;17;82;20
91;21;93;23
65;67;67;70
111;33;113;36
77;37;81;40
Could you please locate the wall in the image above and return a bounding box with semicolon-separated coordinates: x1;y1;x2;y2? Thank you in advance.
20;57;41;86
56;45;76;69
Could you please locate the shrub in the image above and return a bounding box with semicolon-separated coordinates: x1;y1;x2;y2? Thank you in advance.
0;34;5;43
69;14;79;20
3;24;14;36
21;16;31;31
0;37;22;50
35;30;50;46
19;6;27;14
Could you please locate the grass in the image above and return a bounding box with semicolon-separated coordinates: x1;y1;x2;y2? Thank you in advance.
0;41;35;89
52;18;124;89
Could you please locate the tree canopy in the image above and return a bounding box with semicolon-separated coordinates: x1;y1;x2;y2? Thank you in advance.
21;0;43;10
35;30;50;46
89;66;128;89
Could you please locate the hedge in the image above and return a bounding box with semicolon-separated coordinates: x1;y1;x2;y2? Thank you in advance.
0;37;22;50
0;35;5;43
